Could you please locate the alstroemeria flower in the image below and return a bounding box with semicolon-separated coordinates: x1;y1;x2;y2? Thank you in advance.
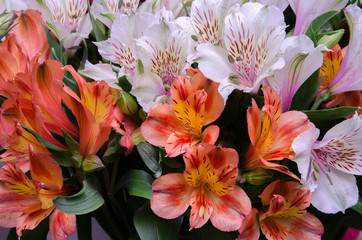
251;0;289;11
0;152;76;239
196;2;286;99
238;180;324;240
319;44;362;116
242;86;314;178
141;72;224;157
265;35;327;112
63;65;124;158
292;114;362;213
321;4;362;96
151;144;251;231
28;0;92;52
138;0;193;17
288;0;348;36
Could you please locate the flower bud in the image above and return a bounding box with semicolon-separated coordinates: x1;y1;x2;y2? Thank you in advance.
243;168;273;185
0;10;16;37
82;154;104;172
118;91;139;115
131;127;145;145
317;29;344;49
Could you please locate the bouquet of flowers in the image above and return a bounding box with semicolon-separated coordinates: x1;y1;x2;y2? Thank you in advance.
0;0;361;239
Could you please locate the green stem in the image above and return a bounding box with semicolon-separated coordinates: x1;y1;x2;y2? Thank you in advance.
110;159;120;194
310;90;330;110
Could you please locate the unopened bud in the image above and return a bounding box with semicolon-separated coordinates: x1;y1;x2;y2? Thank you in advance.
72;153;83;169
244;168;273;185
118;91;139;115
0;11;16;37
317;29;344;49
82;154;104;172
131;127;145;145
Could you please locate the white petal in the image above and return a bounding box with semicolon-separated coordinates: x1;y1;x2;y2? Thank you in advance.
196;43;240;101
265;35;326;112
292;127;320;191
314;114;362;175
79;61;121;90
311;168;358;214
131;72;165;112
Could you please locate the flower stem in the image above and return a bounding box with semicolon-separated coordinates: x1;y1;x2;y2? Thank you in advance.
311;90;330;110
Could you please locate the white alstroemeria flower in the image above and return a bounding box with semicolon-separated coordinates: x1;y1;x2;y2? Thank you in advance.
27;0;92;52
95;9;189;112
288;0;348;36
133;21;189;111
196;2;286;99
292;114;362;214
94;12;155;78
265;35;327;112
91;0;140;28
189;0;240;44
325;4;362;96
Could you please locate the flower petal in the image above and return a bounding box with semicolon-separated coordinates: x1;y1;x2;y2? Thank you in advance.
151;173;193;219
237;208;260;240
49;209;76;240
209;186;252;232
189;188;213;229
311;167;358;213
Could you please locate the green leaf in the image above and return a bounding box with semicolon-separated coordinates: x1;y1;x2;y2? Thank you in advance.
87;0;107;41
62;129;80;154
79;39;89;70
302;107;358;123
22;124;74;167
54;179;105;215
118;75;132;93
305;10;339;45
134;202;183;240
42;24;67;65
113;170;154;199
290;70;321;110
76;214;93;240
136;142;161;174
351;201;362;214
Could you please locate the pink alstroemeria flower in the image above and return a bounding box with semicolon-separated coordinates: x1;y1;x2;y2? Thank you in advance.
151;144;251;231
292;114;362;213
288;0;348;36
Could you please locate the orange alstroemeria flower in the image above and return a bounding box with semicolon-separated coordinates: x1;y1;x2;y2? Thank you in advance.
151;144;251;231
0;149;76;239
241;86;314;179
319;44;362;117
62;65;125;157
238;180;324;240
141;71;224;157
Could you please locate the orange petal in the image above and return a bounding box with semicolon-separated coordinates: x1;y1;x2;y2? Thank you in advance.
0;182;37;228
141;103;185;147
320;44;343;89
49;209;76;240
201;125;220;145
246;99;261;147
209;186;251;232
16;201;54;237
238;208;260;240
151;173;193;219
0;162;36;196
189;188;213;229
262;86;281;121
10;10;50;62
259;216;287;240
29;145;63;190
190;71;224;125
